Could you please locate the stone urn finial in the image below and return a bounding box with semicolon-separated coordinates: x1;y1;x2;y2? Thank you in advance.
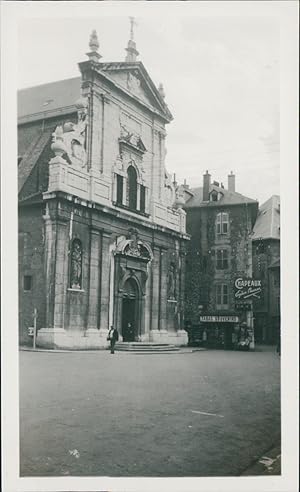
158;83;165;99
75;96;88;110
51;126;67;157
89;30;99;52
87;30;102;62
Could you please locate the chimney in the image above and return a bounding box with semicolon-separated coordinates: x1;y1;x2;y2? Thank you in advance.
228;171;235;192
203;170;211;201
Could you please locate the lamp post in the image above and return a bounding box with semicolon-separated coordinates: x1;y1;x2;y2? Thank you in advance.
33;308;38;350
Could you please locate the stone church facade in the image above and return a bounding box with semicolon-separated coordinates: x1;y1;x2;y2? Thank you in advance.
18;30;189;349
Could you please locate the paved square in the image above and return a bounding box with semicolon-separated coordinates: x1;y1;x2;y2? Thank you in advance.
19;348;280;476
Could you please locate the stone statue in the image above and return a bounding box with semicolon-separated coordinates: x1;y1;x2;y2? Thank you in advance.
51;97;88;168
127;230;141;257
70;240;82;289
168;263;176;299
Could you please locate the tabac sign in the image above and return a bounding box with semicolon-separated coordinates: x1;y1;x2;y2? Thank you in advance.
234;277;262;300
200;315;239;323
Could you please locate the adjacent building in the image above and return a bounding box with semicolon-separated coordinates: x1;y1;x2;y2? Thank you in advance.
251;195;280;344
182;171;259;349
18;29;189;349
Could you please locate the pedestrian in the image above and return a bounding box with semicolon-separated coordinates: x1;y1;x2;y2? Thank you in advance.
108;325;119;354
202;328;207;348
127;322;134;341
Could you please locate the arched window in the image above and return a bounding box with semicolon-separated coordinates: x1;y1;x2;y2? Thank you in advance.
70;239;82;289
127;165;137;210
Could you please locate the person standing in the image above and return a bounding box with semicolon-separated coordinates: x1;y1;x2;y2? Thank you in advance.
108;325;119;354
202;328;207;348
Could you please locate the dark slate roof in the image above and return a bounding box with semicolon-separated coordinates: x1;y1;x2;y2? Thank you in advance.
18;129;53;193
252;195;280;240
18;61;172;124
18;77;81;124
184;185;257;208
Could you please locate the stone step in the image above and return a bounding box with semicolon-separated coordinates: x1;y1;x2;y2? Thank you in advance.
114;342;179;352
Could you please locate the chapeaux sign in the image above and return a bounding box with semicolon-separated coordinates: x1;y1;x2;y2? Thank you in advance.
234;277;262;300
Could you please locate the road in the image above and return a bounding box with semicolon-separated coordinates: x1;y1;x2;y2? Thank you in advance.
19;347;280;476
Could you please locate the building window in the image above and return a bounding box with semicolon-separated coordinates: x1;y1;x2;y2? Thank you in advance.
116;174;123;205
127;165;137;210
210;190;218;202
216;284;229;306
70;239;82;289
140;185;146;213
216;249;229;269
216;212;229;235
24;275;32;291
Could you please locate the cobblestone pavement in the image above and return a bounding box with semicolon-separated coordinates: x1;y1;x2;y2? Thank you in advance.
19;347;280;477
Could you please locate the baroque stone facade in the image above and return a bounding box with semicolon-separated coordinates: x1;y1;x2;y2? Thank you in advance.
18;31;189;349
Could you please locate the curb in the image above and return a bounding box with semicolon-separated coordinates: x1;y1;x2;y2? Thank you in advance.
19;347;108;353
20;347;206;354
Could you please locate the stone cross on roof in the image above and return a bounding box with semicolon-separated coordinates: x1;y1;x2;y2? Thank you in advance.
129;16;137;41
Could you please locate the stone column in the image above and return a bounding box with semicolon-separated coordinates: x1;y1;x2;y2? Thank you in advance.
53;219;69;328
136;183;141;211
145;187;150;215
178;250;186;330
38;213;69;348
149;245;161;340
99;231;112;339
86;228;101;331
160;249;168;333
43;213;57;329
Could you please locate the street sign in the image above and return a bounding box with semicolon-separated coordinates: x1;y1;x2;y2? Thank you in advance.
234;277;262;300
235;303;251;311
28;327;34;336
200;315;239;323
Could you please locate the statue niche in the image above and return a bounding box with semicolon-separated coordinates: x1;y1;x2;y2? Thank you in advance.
167;262;177;300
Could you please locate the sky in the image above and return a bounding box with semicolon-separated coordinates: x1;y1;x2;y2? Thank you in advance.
18;13;280;205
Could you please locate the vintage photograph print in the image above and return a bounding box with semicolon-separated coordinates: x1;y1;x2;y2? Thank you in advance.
1;1;298;491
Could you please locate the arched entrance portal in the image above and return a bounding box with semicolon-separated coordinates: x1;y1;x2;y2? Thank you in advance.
122;277;139;342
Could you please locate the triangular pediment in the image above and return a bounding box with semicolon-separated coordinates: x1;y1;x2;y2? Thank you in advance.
100;62;173;122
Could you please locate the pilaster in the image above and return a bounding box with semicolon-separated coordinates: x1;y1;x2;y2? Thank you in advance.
87;228;101;330
53;219;69;328
160;249;168;331
43;213;57;329
99;231;112;332
150;245;161;331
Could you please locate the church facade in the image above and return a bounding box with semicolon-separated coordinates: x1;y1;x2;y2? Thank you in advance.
18;30;189;349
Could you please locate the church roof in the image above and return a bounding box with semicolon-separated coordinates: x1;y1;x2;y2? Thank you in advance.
18;129;53;194
251;195;280;240
18;77;81;124
18;62;172;124
184;185;257;208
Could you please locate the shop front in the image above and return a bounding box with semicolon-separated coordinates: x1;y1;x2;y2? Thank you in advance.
199;315;254;350
199;315;239;350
